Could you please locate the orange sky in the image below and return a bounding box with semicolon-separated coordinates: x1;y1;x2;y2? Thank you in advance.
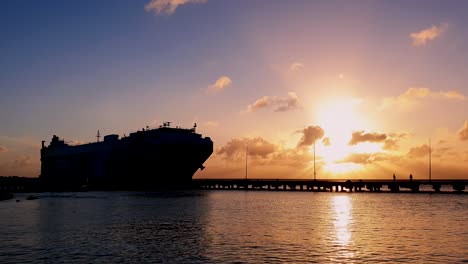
1;0;467;179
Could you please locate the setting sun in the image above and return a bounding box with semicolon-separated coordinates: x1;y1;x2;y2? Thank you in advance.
314;98;381;174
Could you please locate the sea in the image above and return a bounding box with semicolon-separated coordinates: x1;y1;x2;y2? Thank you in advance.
1;191;467;263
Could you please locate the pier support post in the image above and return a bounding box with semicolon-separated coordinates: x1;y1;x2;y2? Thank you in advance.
453;182;465;192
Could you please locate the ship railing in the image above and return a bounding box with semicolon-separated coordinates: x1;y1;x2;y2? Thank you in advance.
65;140;98;147
130;126;193;133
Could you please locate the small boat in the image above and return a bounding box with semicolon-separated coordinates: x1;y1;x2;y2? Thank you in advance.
26;195;39;200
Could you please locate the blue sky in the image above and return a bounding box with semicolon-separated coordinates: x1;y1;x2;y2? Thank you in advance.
1;0;468;178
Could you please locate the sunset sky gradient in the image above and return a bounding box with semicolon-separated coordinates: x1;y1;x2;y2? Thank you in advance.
1;0;467;179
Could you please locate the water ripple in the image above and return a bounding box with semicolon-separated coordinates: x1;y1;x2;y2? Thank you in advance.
0;191;467;263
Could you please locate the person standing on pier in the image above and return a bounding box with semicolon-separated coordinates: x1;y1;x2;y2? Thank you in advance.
410;174;413;181
393;173;396;182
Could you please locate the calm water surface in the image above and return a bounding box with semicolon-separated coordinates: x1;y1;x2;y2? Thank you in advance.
1;191;467;263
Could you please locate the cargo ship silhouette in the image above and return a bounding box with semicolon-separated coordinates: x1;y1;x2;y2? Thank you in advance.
40;122;213;190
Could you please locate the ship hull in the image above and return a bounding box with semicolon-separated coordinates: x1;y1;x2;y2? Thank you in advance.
40;127;213;190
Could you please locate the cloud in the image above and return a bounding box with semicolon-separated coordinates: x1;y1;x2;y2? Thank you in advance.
217;137;277;159
381;87;465;111
207;75;232;93
348;131;405;150
213;136;319;171
439;90;466;100
410;23;448;46
338;153;390;165
382;139;399;151
457;121;468;141
145;0;207;15
246;96;270;112
0;146;7;153
407;144;430;158
216;134;320;164
349;131;387;145
0;155;38;176
203;133;468;179
204;121;219;128
275;92;299;112
434;147;450;157
12;156;32;168
204;136;321;179
322;137;331;146
245;92;300;112
297;126;325;148
432;149;459;160
289;62;304;72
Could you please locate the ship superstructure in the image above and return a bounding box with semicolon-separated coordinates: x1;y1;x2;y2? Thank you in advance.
40;123;213;190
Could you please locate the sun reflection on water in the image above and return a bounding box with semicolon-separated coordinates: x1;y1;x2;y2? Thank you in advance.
332;195;354;257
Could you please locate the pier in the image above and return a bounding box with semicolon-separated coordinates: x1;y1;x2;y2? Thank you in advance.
0;177;41;193
1;176;466;193
194;179;467;193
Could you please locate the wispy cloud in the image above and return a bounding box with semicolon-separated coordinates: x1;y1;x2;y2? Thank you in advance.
245;92;299;113
0;146;8;153
12;155;32;168
381;87;465;111
338;153;389;165
382;133;406;151
382;139;399;151
457;121;468;141
145;0;207;15
410;23;448;46
204;121;219;128
206;75;232;94
349;131;387;145
289;62;304;72
407;144;429;158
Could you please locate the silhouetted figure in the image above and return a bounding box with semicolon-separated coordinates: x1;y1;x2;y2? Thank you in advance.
409;174;413;181
393;173;396;182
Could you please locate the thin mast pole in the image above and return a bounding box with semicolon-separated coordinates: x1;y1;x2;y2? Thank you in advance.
314;139;316;180
245;144;248;180
429;138;431;182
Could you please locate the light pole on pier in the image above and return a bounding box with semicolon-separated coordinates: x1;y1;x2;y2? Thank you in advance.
245;144;248;180
429;138;432;182
314;139;316;180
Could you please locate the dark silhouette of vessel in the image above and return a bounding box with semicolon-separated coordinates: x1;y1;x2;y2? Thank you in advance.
40;123;213;190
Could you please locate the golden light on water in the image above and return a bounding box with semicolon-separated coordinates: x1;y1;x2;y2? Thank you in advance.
332;195;353;246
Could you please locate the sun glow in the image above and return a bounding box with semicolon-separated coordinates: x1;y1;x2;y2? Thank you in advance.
331;195;355;259
315;98;379;174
